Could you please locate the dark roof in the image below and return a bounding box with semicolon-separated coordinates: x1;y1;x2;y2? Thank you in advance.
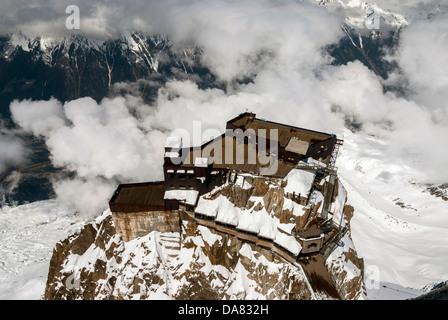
109;181;166;213
164;113;337;178
228;112;334;147
176;134;295;178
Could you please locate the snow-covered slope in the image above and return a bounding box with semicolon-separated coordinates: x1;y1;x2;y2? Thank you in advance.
0;200;85;299
3;31;165;72
44;210;316;300
337;129;448;297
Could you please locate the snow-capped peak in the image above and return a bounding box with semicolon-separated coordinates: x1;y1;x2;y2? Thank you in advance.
318;0;441;31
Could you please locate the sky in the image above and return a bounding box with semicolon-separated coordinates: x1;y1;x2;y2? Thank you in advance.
0;0;448;218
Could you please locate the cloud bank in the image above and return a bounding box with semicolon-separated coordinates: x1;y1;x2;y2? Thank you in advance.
9;95;168;217
4;1;448;218
392;12;448;124
2;0;446;41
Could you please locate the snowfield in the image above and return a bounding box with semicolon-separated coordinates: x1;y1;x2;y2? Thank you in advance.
0;201;85;299
338;130;448;297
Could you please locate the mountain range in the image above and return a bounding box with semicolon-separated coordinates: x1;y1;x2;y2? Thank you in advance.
0;0;447;300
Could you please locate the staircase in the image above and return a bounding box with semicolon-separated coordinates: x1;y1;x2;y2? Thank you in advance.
321;227;348;260
320;173;337;219
328;139;344;171
312;171;326;189
157;232;181;268
305;170;327;207
152;232;181;298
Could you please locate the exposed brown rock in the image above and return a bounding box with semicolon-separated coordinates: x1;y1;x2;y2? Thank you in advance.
44;176;364;300
44;215;124;300
112;211;180;242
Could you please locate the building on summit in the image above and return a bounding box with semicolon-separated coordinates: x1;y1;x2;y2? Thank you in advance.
109;112;346;260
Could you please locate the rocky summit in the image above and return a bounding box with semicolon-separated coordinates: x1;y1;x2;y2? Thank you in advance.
44;174;365;300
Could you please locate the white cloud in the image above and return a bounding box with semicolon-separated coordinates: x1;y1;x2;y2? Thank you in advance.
51;177;116;218
159;0;344;82
1;1;344;79
320;61;448;183
3;0;445;40
0;170;22;198
10;96;168;217
0;132;28;176
6;0;448;214
10;98;66;138
50;97;167;181
393;12;448;124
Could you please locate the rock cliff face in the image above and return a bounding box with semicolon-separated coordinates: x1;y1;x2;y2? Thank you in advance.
45;212;313;300
111;211;181;242
44;175;365;300
325;205;366;300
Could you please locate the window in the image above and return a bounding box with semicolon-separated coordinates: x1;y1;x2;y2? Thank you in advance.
166;169;175;179
180;185;186;190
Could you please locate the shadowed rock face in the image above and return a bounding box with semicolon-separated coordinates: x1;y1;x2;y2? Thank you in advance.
0;34;219;118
